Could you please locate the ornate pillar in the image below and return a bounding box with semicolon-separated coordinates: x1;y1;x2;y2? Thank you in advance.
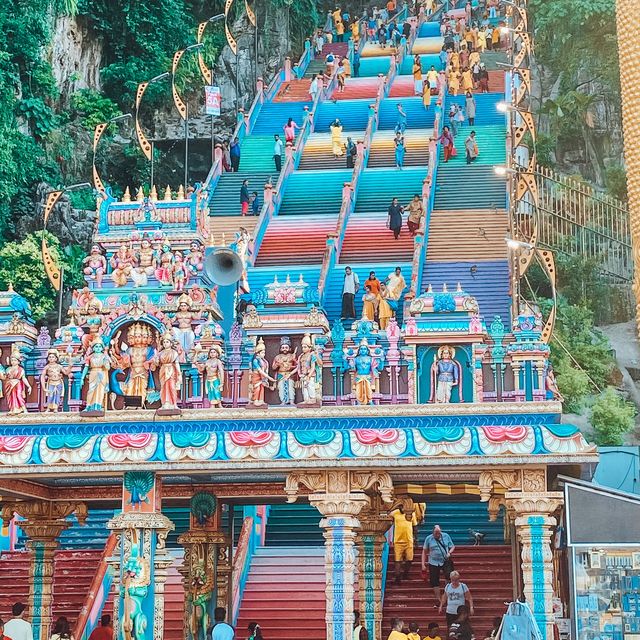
357;496;392;640
1;501;87;640
479;468;561;640
178;492;230;640
107;472;174;640
615;0;640;335
285;471;393;640
506;492;563;640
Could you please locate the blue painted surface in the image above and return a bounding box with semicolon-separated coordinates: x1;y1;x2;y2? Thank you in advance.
378;97;437;129
446;93;507;126
433;163;507;209
422;259;511;323
527;515;549;640
593;447;640;495
355;168;427;213
59;509;116;549
279;170;351;215
251;101;313;136
314;99;372;132
398;53;440;75
358;57;392;77
419;22;442;37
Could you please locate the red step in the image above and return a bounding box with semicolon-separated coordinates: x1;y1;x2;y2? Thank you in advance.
275;79;313;103
256;217;337;266
341;212;415;263
320;43;349;59
164;554;185;640
382;545;513;638
333;78;381;100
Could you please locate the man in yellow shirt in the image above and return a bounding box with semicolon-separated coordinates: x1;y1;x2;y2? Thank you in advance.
391;505;417;585
388;618;408;640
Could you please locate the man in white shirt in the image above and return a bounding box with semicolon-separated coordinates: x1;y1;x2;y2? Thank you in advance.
4;603;33;640
211;607;234;640
273;134;284;172
341;266;360;320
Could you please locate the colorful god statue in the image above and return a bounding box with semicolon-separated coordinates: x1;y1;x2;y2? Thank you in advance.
79;295;104;351
111;324;157;405
122;538;150;640
153;334;182;412
110;244;135;287
131;236;157;288
430;345;462;403
193;345;225;408
271;336;297;406
247;339;275;408
349;339;383;405
83;244;107;287
172;293;200;360
186;240;205;279
81;340;111;414
155;243;175;286
296;334;323;406
40;350;70;412
173;252;188;292
3;352;31;415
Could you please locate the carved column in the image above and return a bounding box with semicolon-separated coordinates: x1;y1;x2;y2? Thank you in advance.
285;471;394;640
178;492;230;640
357;496;392;640
506;492;563;640
1;501;87;640
107;472;174;640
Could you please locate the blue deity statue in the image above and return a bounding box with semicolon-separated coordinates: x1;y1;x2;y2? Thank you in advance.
430;345;461;403
350;340;383;405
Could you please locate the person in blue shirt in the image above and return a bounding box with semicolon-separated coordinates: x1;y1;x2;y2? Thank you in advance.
251;191;261;215
211;607;234;640
421;525;456;603
230;136;241;172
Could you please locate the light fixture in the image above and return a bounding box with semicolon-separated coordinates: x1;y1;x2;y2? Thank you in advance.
505;236;533;251
494;165;513;176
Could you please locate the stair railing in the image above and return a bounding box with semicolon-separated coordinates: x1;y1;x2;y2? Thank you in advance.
73;533;117;640
407;79;446;299
317;75;385;302
231;515;255;625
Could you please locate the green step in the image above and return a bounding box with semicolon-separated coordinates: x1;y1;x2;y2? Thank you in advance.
239;136;281;172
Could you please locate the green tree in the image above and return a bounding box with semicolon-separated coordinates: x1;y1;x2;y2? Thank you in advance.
590;387;636;445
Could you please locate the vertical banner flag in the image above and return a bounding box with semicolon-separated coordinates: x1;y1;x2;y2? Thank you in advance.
205;86;221;116
225;0;238;54
245;0;256;27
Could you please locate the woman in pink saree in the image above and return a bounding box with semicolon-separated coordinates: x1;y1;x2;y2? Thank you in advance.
4;354;32;415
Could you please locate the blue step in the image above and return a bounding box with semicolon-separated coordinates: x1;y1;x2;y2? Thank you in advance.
355;167;426;213
358;56;392;77
378;97;436;129
279;169;351;215
399;53;441;75
422;259;511;323
58;510;116;550
314;99;372;132
419;22;442;37
445;93;507;126
434;164;506;209
252;101;313;136
265;504;325;546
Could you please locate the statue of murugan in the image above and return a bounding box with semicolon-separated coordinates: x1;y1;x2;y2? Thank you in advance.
349;339;383;405
40;350;70;412
247;339;275;408
296;334;322;406
192;345;225;408
430;345;462;403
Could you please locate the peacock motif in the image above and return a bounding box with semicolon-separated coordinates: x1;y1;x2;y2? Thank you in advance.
190;491;217;526
124;471;155;507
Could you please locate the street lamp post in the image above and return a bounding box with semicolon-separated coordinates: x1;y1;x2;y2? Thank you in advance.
135;72;170;188
172;43;205;189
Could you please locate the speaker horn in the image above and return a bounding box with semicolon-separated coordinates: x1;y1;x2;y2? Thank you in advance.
204;248;243;286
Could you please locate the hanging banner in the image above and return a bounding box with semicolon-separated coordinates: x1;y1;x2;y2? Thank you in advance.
205;86;221;116
225;0;238;54
245;0;256;27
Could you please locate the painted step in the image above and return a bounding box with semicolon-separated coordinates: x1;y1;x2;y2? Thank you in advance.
207;214;260;246
332;77;381;100
367;128;432;168
274;79;312;102
238;136;281;173
279;170;351;216
398;53;440;75
427;209;509;262
59;509;115;549
299;130;365;170
445;92;507;126
421;259;511;322
419;22;442;37
355;167;426;213
358;56;392;77
341;211;415;263
378;96;436;129
434;164;506;210
443;124;506;166
252;101;312;136
209;171;273;217
256;216;338;266
314;99;372;132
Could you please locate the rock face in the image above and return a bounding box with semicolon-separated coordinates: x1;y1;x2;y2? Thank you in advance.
49;15;103;106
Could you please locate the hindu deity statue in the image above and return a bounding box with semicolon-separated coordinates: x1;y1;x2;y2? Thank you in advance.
296;334;323;406
111;324;157;406
247;339;275;408
131;236;157;288
122;538;150;640
81;340;111;414
192;345;225;408
430;345;462;404
271;336;297;406
40;350;70;412
83;244;107;287
171;293;200;361
545;362;564;402
153;334;182;412
230;227;252;293
155;243;175;286
3;352;31;415
79;295;104;350
186;240;205;279
135;196;159;224
110;244;135;287
173;252;188;292
187;558;213;640
349;340;383;405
